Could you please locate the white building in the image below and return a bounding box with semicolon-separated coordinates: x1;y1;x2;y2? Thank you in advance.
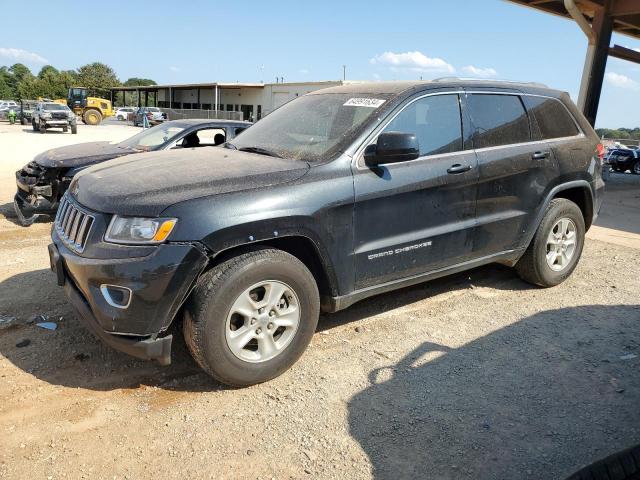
111;80;354;122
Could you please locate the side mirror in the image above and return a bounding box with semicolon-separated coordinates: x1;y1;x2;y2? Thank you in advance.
364;132;420;166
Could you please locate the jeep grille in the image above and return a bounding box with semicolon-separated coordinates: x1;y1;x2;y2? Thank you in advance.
54;195;94;253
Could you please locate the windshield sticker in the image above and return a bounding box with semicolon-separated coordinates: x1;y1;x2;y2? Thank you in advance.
343;98;385;108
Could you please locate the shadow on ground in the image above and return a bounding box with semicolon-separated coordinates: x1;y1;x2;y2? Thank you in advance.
348;304;640;480
0;263;530;392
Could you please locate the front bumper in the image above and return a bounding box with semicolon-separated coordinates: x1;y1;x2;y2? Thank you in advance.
43;119;73;128
14;188;57;226
49;232;208;364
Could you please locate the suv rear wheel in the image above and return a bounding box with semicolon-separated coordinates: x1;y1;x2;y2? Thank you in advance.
633;161;640;175
515;198;585;287
184;248;320;386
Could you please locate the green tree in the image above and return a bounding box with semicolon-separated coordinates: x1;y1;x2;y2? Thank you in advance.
75;62;120;92
35;65;76;99
123;77;156;86
0;67;13;98
6;63;34;99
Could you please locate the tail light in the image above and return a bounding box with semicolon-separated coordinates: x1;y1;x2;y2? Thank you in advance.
596;143;605;163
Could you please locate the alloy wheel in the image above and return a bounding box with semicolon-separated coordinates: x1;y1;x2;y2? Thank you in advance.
545;218;577;272
225;280;300;363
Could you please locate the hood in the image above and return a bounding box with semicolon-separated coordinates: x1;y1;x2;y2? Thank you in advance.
72;147;310;216
34;141;135;169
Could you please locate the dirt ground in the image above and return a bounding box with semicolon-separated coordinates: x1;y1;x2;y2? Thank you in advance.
0;121;638;480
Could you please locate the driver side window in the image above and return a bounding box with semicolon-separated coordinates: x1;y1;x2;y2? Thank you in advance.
384;94;463;157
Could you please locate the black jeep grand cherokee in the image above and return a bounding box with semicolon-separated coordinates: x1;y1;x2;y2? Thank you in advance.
49;80;604;386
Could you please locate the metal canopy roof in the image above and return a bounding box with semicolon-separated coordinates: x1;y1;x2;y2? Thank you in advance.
507;0;640;40
111;82;264;92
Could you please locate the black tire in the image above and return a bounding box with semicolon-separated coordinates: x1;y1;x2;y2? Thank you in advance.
515;198;585;287
71;124;77;134
117;115;124;121
83;109;102;125
632;161;640;175
20;117;26;125
184;248;320;387
39;121;46;134
566;444;640;480
32;119;39;131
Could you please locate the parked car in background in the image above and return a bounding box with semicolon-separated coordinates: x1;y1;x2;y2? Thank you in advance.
133;106;167;126
0;101;19;120
14;119;250;225
47;80;604;386
0;100;18;109
114;107;136;121
606;147;640;174
31;102;77;134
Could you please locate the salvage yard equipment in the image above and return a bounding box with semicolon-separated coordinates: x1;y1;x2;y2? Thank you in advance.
67;87;114;125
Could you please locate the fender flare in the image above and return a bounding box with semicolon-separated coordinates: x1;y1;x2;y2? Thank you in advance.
523;180;594;248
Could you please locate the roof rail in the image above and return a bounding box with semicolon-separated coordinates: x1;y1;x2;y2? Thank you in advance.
432;77;548;88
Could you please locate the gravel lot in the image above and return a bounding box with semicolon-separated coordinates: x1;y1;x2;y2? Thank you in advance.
0;121;638;479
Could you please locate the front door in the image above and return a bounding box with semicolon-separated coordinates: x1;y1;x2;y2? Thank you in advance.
353;93;478;290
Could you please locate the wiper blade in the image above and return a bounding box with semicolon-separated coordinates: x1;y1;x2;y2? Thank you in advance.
237;146;281;158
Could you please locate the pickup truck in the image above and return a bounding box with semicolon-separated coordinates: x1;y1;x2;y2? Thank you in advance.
49;79;604;386
32;102;77;134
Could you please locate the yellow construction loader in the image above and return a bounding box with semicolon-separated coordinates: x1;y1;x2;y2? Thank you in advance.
67;87;114;125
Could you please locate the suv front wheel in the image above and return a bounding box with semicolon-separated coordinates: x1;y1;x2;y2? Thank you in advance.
184;248;320;386
515;198;585;287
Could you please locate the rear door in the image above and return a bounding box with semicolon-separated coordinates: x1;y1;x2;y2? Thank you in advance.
466;91;557;256
353;92;478;289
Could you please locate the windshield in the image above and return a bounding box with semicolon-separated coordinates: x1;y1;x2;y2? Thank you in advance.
228;93;388;161
44;103;66;111
117;122;186;151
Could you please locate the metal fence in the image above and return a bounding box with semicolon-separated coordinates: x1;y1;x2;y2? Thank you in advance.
160;108;244;121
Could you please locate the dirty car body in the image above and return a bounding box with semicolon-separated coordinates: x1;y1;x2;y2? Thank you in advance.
49;80;604;380
14;119;251;225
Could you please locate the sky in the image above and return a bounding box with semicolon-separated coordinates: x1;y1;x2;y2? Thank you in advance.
2;0;639;128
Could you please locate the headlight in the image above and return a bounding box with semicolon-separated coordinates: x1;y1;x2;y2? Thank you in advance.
41;112;52;119
105;216;177;244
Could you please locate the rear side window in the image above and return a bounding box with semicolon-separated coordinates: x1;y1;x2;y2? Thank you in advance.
383;94;463;157
526;96;579;139
467;94;530;149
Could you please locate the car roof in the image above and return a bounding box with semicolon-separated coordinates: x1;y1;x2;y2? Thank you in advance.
309;79;565;98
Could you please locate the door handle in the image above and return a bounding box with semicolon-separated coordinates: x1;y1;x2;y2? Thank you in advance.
532;151;550;160
447;164;472;174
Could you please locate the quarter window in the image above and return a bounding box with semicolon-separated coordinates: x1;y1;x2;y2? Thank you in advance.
526;96;579;139
383;94;463;157
467;94;530;148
